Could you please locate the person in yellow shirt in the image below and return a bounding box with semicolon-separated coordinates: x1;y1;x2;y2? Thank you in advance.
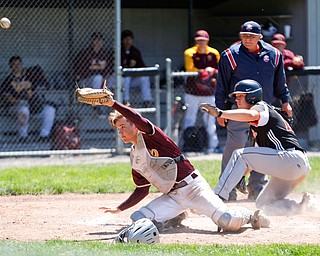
183;30;220;154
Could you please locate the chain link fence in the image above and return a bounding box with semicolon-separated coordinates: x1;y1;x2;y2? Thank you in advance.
1;1;319;157
0;1;162;156
286;69;320;150
166;59;320;153
166;58;225;155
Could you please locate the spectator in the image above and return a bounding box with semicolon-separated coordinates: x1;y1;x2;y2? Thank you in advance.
271;33;304;86
182;30;220;154
201;79;311;216
107;29;153;107
74;32;111;89
0;56;56;142
215;21;292;201
271;33;317;149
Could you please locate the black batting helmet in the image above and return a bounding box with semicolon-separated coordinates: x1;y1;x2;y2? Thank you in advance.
229;79;262;104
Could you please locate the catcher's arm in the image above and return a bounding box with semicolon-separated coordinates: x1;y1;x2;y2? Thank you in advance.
75;82;115;106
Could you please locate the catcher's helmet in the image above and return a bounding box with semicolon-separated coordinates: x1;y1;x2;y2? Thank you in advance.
229;79;262;104
115;218;160;244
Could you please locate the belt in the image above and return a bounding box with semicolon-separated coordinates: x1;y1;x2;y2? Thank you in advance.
170;172;198;192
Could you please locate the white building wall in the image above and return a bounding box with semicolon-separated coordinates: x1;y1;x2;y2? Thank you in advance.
121;8;189;70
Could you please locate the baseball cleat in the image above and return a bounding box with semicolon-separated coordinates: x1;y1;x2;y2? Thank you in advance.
155;211;188;232
300;192;312;213
300;192;311;206
251;210;270;229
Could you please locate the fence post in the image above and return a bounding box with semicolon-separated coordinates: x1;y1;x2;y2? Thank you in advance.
115;0;124;155
166;58;173;138
121;66;160;127
154;64;161;126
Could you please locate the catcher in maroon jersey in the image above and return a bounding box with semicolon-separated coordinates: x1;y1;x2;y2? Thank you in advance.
97;95;269;232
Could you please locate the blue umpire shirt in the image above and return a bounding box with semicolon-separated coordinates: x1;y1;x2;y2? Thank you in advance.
215;40;290;110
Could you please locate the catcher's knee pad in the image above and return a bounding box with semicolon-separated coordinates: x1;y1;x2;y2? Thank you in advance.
212;207;245;232
130;207;155;222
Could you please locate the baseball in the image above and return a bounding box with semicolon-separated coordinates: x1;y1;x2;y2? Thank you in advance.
0;17;11;29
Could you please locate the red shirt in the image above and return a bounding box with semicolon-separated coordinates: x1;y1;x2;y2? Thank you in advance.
282;49;304;85
282;49;304;70
74;47;112;79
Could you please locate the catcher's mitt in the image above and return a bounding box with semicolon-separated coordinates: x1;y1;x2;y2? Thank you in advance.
75;83;114;106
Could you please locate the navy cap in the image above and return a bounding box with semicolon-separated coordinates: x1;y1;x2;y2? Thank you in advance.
240;21;261;35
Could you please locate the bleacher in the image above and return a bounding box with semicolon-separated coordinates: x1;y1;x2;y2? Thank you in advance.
0;72;163;153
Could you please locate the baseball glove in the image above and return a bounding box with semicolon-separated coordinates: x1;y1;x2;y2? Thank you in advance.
75;83;114;106
199;103;223;117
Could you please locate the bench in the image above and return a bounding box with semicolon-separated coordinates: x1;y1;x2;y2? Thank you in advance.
0;89;120;151
0;89;72;151
0;70;164;152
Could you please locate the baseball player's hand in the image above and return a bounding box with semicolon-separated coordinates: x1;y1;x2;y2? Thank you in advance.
99;207;121;214
129;59;137;67
100;97;115;107
217;117;227;127
200;70;210;80
199;103;223;117
204;67;218;76
281;102;293;117
293;55;303;65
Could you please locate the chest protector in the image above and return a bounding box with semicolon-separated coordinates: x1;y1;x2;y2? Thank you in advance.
130;132;178;194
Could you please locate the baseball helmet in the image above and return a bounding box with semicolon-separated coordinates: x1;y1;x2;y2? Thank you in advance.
229;79;262;104
115;218;160;244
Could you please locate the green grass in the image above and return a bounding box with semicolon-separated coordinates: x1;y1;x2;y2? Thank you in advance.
0;163;134;195
0;158;319;254
0;240;319;256
0;158;318;195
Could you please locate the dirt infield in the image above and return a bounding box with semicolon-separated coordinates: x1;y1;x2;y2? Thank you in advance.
1;192;320;245
1;153;320;245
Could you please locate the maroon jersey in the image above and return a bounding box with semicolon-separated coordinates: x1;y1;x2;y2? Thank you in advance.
121;45;146;68
74;47;112;79
112;101;195;211
282;49;304;70
184;45;220;96
282;48;304;85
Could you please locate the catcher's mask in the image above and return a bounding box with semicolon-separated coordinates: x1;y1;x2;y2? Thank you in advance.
115;218;160;244
229;79;262;104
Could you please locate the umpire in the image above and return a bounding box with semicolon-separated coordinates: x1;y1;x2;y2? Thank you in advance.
215;21;292;201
